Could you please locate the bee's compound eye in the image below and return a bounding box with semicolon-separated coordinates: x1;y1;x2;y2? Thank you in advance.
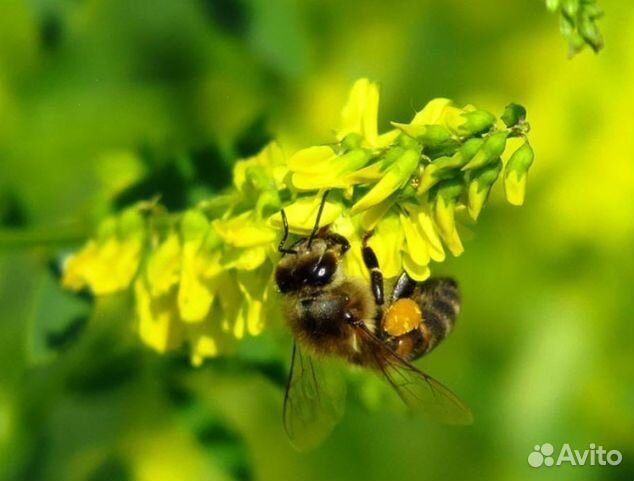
307;254;336;286
275;267;296;293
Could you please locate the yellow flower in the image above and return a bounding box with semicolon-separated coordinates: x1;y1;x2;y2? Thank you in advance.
135;276;183;353
62;208;146;295
392;98;456;139
268;194;343;235
61;78;534;365
338;78;380;147
366;213;403;279
233;141;287;192
213;210;277;248
145;230;181;297
351;146;420;214
288;146;372;191
178;210;216;323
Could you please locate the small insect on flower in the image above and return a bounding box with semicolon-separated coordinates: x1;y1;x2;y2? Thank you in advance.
275;191;473;450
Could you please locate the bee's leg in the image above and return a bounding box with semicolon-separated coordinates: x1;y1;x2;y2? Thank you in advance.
362;233;384;306
390;271;416;302
327;233;350;255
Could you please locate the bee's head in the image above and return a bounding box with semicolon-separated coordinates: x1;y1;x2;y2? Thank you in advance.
275;237;340;294
276;191;348;294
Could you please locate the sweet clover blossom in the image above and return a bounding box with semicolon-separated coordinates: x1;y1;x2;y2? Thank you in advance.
62;79;534;364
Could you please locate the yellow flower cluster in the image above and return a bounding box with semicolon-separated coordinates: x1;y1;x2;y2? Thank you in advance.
62;78;533;363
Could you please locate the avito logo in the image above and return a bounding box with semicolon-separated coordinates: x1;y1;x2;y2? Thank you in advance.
528;443;622;468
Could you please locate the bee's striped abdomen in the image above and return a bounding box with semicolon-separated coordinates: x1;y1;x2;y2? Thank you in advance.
387;277;460;361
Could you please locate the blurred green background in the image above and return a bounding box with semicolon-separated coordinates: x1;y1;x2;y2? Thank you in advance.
1;0;633;480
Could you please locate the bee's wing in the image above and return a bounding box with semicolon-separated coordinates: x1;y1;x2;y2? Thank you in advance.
356;325;473;425
283;343;346;451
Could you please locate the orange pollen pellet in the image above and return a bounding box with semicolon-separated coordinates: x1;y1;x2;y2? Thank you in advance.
383;298;423;336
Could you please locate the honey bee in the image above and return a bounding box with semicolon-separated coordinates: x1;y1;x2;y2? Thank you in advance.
275;192;472;450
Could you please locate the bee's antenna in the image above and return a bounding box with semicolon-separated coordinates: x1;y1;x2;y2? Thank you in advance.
307;190;330;248
278;209;297;255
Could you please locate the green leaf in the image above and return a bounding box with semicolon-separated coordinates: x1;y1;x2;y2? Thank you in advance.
28;271;91;364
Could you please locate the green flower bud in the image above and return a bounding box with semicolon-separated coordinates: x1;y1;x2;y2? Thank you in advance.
96;217;117;241
467;160;502;220
338;148;373;172
181;210;209;241
504;141;534;206
118;209;145;237
352;148;420;214
501;103;527;128
579;13;603;52
245;164;274;192
255;189;282;218
462;131;508;171
583;3;603;20
452;110;496;137
460;137;485;162
397;133;420;150
418;154;463;194
392;122;453;147
435;177;464;203
418;125;453;147
417;137;488;193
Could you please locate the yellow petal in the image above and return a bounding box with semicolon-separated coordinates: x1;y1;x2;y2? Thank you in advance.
290;148;371;190
505;170;528;206
86;237;144;295
234;142;287;191
215;273;243;335
412;203;445;262
291;172;348;190
345;161;384;184
237;267;270;336
351;149;419;214
190;336;218;366
220;246;267;271
135;278;182;353
375;129;400;148
330;215;366;280
212;210;276;248
70;209;146;295
287;145;337;173
61;240;98;291
338;78;379;146
359;198;395;231
178;211;213;322
399;212;430;267
368;214;403;279
269;196;342;235
410;98;453;125
402;252;431;282
178;266;214;323
146;231;181;297
390;122;428;139
433;196;464;257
